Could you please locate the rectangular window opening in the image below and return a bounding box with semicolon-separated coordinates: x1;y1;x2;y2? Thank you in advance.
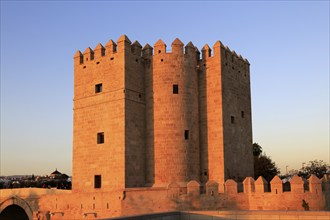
184;130;189;140
241;111;245;118
173;84;179;94
95;83;102;93
97;132;104;144
231;116;235;124
94;175;101;188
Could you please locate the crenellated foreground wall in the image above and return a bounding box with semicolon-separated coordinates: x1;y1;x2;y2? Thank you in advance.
120;175;329;217
1;174;325;219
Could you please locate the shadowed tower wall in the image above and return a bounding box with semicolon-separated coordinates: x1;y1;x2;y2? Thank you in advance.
199;42;253;187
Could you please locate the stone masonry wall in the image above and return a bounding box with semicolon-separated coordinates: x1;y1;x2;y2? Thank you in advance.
73;38;126;192
221;45;254;181
199;43;225;188
73;35;254;190
123;37;146;188
1;175;328;219
151;39;200;187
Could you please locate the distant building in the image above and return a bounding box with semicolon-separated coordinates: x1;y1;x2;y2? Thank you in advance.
49;169;68;180
49;169;62;179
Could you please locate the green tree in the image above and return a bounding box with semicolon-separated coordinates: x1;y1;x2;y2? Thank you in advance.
253;143;280;182
298;160;329;179
253;143;262;157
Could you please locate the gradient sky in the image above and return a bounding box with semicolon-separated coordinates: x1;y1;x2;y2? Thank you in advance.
1;1;329;176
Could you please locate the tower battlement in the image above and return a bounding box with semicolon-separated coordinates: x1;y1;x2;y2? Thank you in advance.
74;35;250;67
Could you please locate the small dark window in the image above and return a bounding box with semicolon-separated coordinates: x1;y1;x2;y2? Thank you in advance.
173;84;179;94
94;175;101;188
97;132;104;144
135;59;138;62
204;171;208;176
83;66;86;69
161;59;164;62
158;50;161;54
241;111;245;118
96;61;100;64
184;130;189;140
110;57;114;60
95;83;102;93
231;116;235;124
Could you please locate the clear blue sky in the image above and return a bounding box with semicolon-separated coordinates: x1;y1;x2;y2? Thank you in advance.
1;1;329;176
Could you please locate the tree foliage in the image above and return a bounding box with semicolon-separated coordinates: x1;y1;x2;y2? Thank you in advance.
298;160;329;179
253;143;262;157
253;143;280;182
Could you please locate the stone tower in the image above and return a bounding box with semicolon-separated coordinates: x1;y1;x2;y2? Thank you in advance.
72;35;253;193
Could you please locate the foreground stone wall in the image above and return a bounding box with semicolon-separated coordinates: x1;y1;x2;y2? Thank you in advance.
225;175;328;211
0;175;329;219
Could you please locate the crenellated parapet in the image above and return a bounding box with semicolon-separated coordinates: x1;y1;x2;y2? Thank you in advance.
73;35;250;66
164;175;328;196
74;35;145;68
198;40;249;65
223;175;326;195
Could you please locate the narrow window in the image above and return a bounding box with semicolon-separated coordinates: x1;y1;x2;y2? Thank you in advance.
94;175;101;188
95;83;102;93
173;84;179;94
97;132;104;144
231;116;235;124
241;111;245;118
184;130;189;140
